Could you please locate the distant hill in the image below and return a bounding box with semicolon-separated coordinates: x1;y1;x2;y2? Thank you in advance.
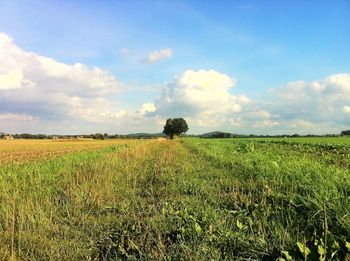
199;131;246;138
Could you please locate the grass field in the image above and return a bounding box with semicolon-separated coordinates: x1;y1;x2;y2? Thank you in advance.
246;136;350;145
0;137;349;260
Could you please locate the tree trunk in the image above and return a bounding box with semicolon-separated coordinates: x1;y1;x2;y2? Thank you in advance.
170;133;174;140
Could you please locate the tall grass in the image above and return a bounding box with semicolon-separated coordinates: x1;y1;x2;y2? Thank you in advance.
0;138;349;260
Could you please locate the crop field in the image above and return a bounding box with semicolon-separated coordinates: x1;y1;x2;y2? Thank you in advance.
0;139;136;165
247;136;350;145
0;137;349;260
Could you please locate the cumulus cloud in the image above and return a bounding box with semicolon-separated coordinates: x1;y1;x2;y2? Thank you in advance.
343;106;350;114
0;32;126;133
141;48;173;64
0;113;38;121
0;70;26;90
145;69;252;128
140;103;156;115
140;70;350;134
1;32;349;135
120;48;130;55
263;73;350;133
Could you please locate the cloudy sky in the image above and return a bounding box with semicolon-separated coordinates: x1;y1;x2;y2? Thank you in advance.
0;0;349;135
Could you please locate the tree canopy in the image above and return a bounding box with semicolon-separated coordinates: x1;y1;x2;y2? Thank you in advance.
163;118;189;139
341;130;350;136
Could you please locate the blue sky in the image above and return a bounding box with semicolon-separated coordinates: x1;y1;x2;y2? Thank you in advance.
0;0;349;134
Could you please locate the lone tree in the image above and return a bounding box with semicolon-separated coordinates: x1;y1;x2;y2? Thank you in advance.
163;118;189;139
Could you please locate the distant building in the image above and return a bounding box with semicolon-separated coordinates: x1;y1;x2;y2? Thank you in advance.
3;134;14;140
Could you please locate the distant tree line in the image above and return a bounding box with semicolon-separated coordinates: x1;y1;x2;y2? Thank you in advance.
1;130;349;140
341;130;350;136
199;131;349;139
0;132;166;140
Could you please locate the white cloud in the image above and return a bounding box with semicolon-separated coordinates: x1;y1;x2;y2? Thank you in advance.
120;48;130;55
1;33;350;135
285;119;318;129
146;69;251;129
0;32;169;134
0;70;25;90
0;113;37;121
141;70;350;134
263;73;350;133
141;48;173;64
343;106;350;114
326;73;350;93
0;32;123;94
0;32;125;133
140;103;156;115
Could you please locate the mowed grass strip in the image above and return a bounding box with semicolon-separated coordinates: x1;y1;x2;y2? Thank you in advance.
1;139;186;260
0;138;349;260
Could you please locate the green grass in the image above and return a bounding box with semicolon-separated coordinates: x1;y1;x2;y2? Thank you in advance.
245;136;350;145
0;138;349;260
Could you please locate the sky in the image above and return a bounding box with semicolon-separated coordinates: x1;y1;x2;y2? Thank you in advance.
0;0;349;135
